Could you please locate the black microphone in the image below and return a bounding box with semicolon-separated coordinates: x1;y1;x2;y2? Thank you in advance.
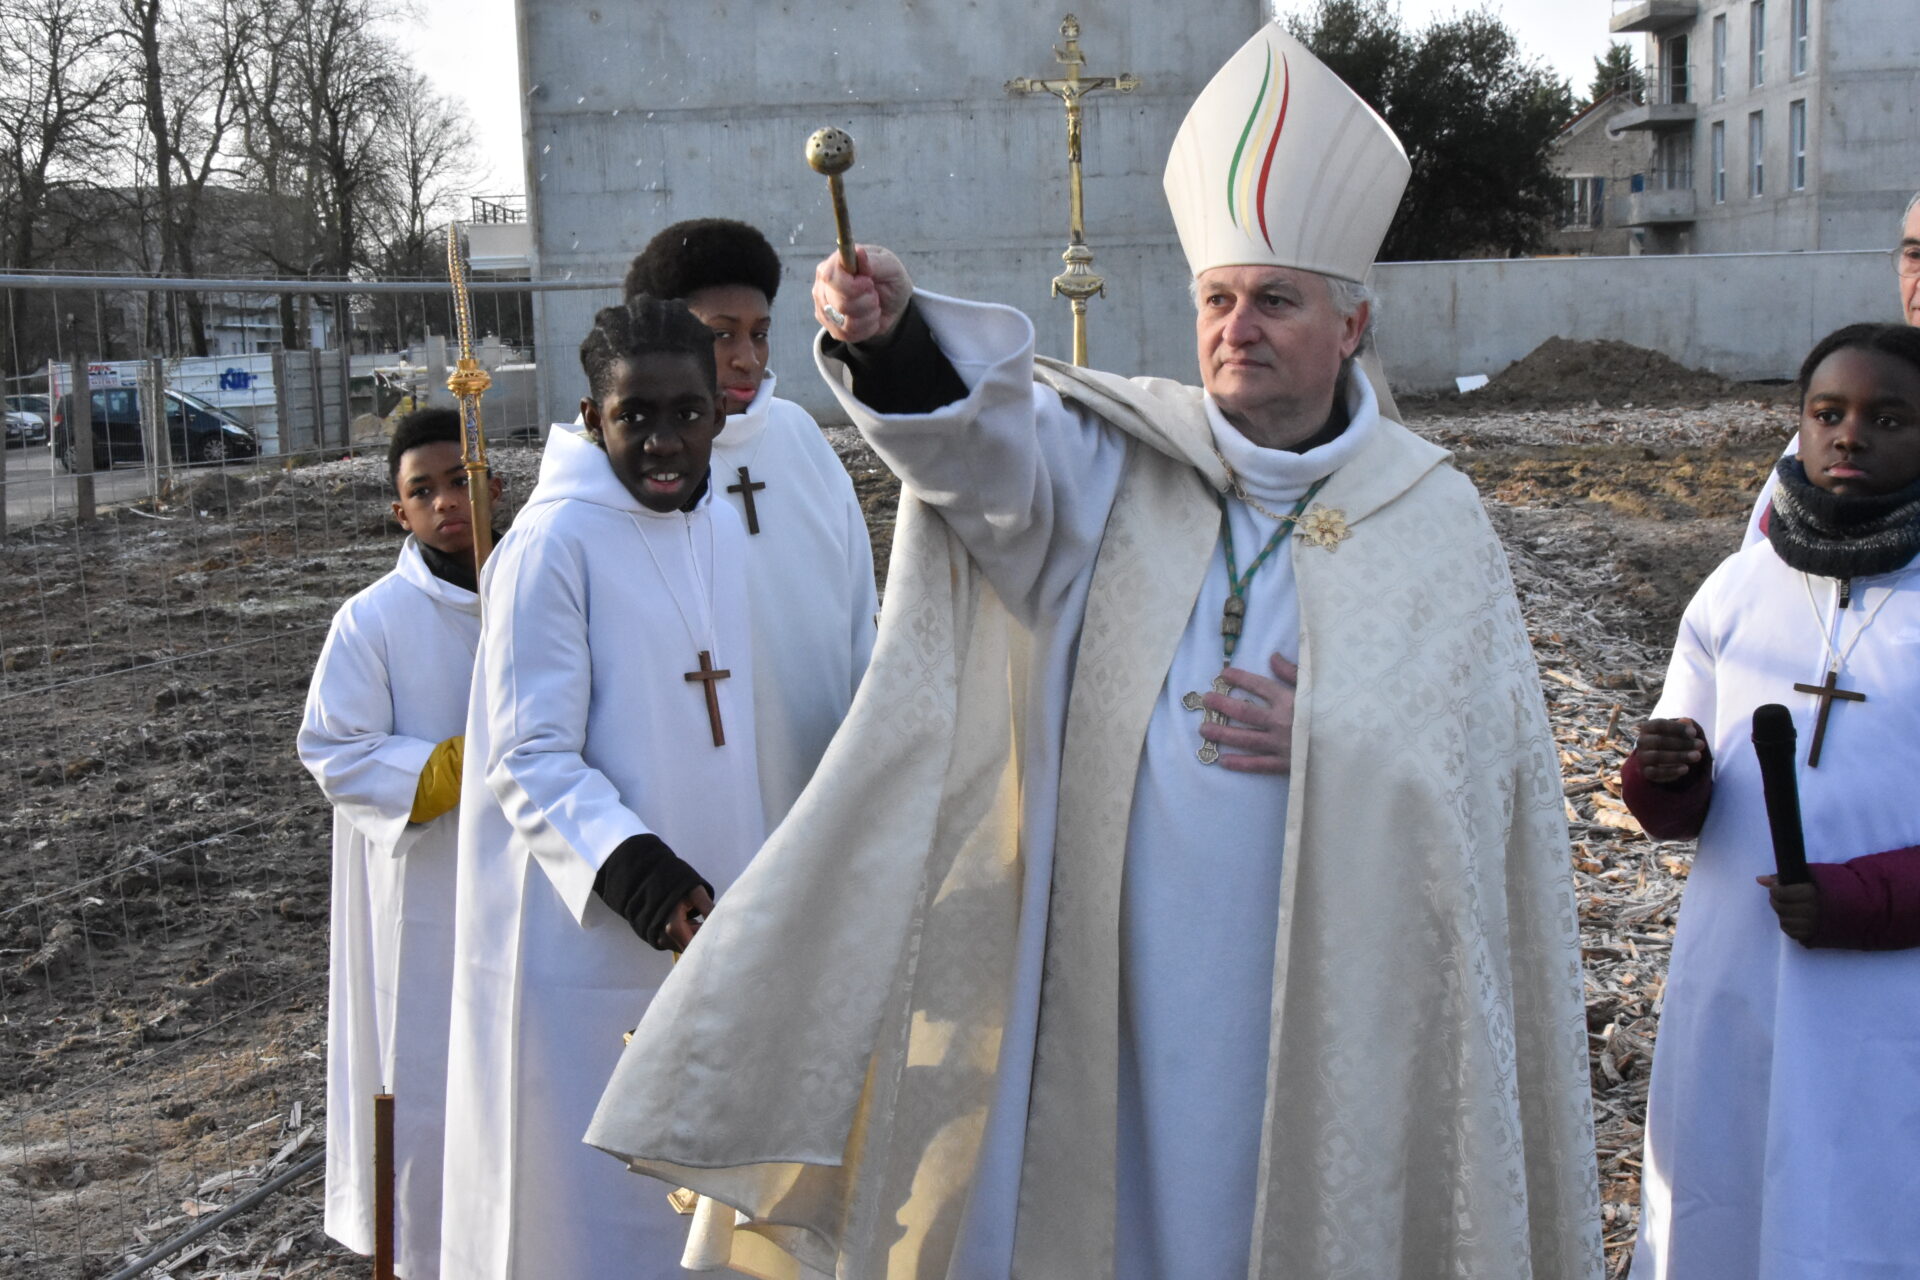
1751;704;1810;885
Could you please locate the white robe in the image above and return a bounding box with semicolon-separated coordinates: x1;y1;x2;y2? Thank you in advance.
299;538;477;1279
1745;435;1798;546
439;426;765;1280
588;292;1600;1280
1118;385;1376;1277
1633;544;1920;1280
710;376;877;826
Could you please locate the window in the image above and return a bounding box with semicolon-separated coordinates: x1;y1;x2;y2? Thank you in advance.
1791;0;1810;75
1712;122;1727;203
1664;35;1690;103
1563;177;1606;229
1750;111;1766;196
1655;134;1693;190
1712;15;1728;99
1751;0;1767;86
1789;99;1808;190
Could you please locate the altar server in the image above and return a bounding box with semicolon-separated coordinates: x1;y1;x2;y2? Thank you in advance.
439;297;764;1280
300;408;499;1278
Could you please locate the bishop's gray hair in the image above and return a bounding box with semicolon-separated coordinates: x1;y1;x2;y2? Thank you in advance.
1906;190;1920;220
1188;269;1379;353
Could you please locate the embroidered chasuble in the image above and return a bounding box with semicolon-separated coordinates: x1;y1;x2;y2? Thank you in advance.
587;292;1601;1280
441;425;764;1280
299;538;477;1279
1633;545;1920;1279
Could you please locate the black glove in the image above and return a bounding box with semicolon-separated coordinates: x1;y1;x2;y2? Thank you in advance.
591;834;711;951
821;298;969;414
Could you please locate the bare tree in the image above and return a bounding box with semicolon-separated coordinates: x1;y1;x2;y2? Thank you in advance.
366;69;475;348
119;0;255;353
233;0;401;346
0;0;119;373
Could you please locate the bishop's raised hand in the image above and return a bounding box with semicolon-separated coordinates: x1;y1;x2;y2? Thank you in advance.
814;244;914;345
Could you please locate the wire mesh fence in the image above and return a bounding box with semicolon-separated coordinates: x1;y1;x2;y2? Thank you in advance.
0;276;589;1277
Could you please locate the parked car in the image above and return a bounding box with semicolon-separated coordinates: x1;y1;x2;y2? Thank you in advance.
5;408;46;447
5;394;49;446
51;386;258;471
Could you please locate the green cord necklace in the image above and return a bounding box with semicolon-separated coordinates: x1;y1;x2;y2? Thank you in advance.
1180;476;1328;764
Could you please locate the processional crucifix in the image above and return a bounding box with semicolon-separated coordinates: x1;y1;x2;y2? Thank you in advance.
446;226;497;580
1007;14;1139;367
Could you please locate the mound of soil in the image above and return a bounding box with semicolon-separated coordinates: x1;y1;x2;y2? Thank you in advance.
1485;336;1730;406
1405;337;1793;416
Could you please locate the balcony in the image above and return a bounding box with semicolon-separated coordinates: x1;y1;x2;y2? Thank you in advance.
1610;63;1698;130
1610;1;1700;34
1624;187;1697;224
463;221;533;273
1612;100;1698;130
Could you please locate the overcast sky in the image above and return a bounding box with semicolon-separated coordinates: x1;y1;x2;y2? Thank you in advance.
413;1;1627;199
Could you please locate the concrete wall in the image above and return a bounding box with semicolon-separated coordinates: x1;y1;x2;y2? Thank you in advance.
516;0;1262;425
1815;2;1920;249
1369;248;1898;391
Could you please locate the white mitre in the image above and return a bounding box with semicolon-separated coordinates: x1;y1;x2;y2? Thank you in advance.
1165;23;1410;282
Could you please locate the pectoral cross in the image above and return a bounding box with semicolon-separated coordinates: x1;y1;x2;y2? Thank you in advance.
1181;674;1230;765
1791;668;1866;767
727;465;767;535
684;650;732;747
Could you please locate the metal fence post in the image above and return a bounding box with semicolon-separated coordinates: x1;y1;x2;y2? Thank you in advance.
304;348;322;459
141;359;165;504
69;358;95;523
0;377;8;539
271;348;291;463
335;348;353;450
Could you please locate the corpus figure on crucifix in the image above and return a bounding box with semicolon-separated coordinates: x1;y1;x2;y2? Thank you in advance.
440;296;767;1280
1623;322;1920;1277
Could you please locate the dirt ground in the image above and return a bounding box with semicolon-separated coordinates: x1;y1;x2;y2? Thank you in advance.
0;354;1797;1278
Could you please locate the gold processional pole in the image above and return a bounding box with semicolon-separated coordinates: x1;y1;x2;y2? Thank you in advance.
1007;14;1138;368
446;225;496;582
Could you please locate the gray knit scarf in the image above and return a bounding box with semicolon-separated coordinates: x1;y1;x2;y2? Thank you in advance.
1767;458;1920;578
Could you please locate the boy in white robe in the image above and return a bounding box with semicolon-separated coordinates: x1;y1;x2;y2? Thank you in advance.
298;408;501;1278
624;218;877;825
439;296;765;1280
1624;323;1920;1279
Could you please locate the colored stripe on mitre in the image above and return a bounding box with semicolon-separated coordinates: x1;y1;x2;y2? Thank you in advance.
1226;49;1291;249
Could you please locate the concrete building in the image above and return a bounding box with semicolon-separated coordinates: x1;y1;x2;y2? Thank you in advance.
1608;0;1920;253
1548;91;1657;257
513;0;1263;425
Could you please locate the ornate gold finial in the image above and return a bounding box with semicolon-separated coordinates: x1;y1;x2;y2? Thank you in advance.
805;127;859;273
445;224;495;577
1007;15;1139;366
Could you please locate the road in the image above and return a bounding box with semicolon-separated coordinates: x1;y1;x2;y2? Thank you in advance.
2;441;179;528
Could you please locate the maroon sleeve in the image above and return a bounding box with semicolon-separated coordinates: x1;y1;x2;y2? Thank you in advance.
1621;745;1715;840
1807;846;1920;951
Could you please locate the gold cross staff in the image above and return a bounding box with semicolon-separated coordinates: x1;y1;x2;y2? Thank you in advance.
446;224;496;583
1007;14;1139;367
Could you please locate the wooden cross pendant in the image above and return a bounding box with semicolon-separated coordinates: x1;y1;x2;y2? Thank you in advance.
727;465;767;535
1792;668;1866;767
1181;674;1231;765
684;650;732;746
